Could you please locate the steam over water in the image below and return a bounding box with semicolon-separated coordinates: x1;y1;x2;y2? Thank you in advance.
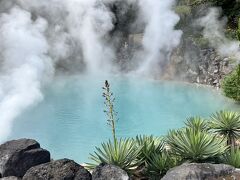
0;0;239;158
0;0;181;142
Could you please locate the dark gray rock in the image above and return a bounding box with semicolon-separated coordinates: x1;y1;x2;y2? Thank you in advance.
22;159;91;180
104;0;139;34
0;177;21;180
0;139;50;178
161;163;235;180
92;163;129;180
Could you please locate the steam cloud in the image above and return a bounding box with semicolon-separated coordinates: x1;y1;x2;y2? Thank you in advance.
198;8;240;60
136;0;182;76
0;6;53;141
0;0;181;141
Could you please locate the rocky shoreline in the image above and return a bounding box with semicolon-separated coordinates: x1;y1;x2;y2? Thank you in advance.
169;47;235;89
124;34;235;88
0;138;129;180
0;138;240;180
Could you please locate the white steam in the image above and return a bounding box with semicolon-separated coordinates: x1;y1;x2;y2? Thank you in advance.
198;8;240;60
76;0;115;74
136;0;182;76
0;6;53;141
0;0;181;141
18;0;116;73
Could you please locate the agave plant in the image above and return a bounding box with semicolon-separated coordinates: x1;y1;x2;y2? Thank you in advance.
184;117;208;131
135;135;165;165
210;110;240;146
223;147;240;168
88;138;139;172
146;151;177;179
167;127;227;162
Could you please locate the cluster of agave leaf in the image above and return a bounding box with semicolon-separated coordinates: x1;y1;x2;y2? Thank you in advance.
87;81;240;179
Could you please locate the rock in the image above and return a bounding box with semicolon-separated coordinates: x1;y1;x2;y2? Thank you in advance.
0;139;50;178
92;163;129;180
213;79;218;85
0;177;21;180
196;76;200;83
210;54;216;61
105;1;139;34
169;45;234;88
161;163;235;180
213;69;219;74
213;61;219;66
23;159;91;180
223;58;229;66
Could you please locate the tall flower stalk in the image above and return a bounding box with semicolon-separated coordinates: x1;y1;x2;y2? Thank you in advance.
87;81;139;171
103;80;117;143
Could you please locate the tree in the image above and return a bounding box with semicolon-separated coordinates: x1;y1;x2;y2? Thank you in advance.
222;64;240;101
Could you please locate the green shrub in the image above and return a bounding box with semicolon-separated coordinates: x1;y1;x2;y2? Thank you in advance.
210;110;240;147
192;37;210;48
88;138;139;172
175;5;191;17
223;148;240;168
222;64;240;101
167;127;227;162
225;28;238;40
237;18;240;41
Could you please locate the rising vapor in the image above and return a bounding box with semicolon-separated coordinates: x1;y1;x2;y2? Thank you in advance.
198;8;240;60
0;0;181;141
0;6;53;141
136;0;182;76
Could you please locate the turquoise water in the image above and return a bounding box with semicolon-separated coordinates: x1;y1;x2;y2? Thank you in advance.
9;75;238;163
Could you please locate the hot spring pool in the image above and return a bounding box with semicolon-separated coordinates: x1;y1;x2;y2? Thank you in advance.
8;75;238;163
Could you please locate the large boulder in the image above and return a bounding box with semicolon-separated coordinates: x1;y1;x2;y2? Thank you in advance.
22;159;91;180
0;139;50;178
161;163;235;180
92;163;129;180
